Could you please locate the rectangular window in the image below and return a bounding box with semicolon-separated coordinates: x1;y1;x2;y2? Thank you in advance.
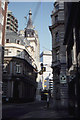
6;39;10;43
16;64;21;73
7;26;9;30
4;49;8;55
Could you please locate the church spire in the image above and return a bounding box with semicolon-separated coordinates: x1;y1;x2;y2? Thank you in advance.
27;9;34;29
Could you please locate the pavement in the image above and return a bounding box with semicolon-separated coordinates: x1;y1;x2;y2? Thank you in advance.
18;109;73;119
18;103;74;119
2;100;75;120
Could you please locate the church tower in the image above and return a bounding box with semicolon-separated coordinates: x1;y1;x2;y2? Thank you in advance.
25;9;40;74
24;9;41;101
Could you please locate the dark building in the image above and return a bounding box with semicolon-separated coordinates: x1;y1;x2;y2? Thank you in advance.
49;2;68;110
64;2;80;117
0;1;8;119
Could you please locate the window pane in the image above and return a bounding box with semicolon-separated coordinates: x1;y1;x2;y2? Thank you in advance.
4;49;8;55
17;40;20;44
6;39;9;43
56;50;59;61
0;14;4;25
55;32;59;42
17;50;20;56
16;64;20;73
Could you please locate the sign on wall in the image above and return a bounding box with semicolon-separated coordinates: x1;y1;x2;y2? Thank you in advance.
60;75;67;83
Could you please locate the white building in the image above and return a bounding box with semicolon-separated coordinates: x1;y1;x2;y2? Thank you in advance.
24;9;40;72
40;51;53;95
23;9;41;101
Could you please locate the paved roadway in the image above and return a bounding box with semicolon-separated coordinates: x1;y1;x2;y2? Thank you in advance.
2;100;75;120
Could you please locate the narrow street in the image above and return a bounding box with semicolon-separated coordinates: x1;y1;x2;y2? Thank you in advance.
2;99;74;120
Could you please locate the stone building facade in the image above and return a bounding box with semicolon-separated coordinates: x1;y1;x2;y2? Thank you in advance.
49;2;68;109
64;2;80;116
3;30;37;102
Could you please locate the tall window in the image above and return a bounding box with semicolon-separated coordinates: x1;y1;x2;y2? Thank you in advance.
4;49;8;55
7;26;9;30
55;32;59;42
16;64;21;73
